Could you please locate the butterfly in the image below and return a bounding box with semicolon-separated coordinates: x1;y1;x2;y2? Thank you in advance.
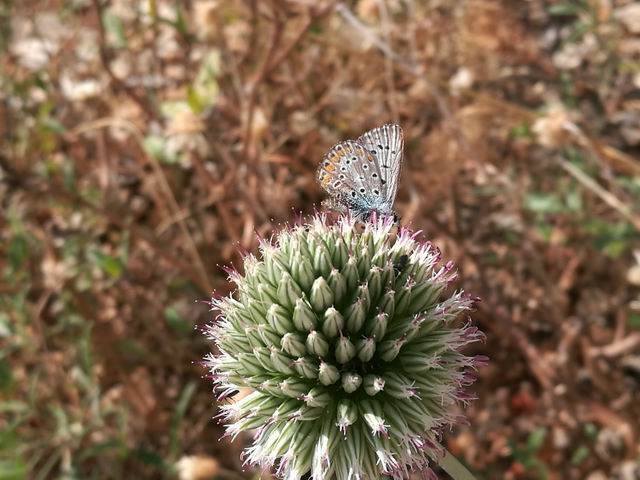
317;124;404;223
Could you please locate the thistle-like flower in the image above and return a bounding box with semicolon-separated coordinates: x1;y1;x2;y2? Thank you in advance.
205;215;485;480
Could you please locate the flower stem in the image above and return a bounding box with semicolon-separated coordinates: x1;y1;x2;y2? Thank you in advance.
438;449;477;480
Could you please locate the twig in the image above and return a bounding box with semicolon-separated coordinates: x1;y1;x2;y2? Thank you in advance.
70;118;213;293
91;0;159;120
588;333;640;358
558;157;640;230
242;2;336;160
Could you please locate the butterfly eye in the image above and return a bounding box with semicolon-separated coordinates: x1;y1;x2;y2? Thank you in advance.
371;150;377;154
373;189;379;195
351;157;357;161
359;188;365;193
340;166;347;172
351;191;356;197
333;181;342;188
372;173;378;178
339;174;345;179
363;164;369;170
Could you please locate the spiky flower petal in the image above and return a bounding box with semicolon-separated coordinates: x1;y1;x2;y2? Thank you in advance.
205;215;483;480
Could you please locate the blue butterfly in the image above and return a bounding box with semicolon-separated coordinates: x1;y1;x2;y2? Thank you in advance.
317;124;403;223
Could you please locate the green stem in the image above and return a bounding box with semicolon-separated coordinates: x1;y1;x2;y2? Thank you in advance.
437;449;477;480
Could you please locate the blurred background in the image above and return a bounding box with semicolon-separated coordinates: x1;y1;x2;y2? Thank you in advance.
1;1;640;479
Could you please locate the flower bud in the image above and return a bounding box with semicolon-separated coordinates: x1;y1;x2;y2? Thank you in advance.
363;375;385;396
280;332;306;357
335;335;356;364
341;372;362;393
293;298;317;332
305;330;329;357
277;273;303;309
367;266;383;301
356;337;376;362
310;277;333;312
336;399;357;434
322;307;344;338
269;347;294;375
279;378;310;398
328;269;347;304
378;337;407;362
365;312;388;339
267;304;294;335
313;245;332;278
293;357;319;379
292;253;315;291
345;298;366;333
342;257;359;290
302;386;331;408
318;362;340;386
378;289;395;318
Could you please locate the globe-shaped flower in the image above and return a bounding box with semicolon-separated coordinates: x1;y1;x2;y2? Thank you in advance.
205;215;485;480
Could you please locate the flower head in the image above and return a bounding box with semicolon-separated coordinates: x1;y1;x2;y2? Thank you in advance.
205;215;484;479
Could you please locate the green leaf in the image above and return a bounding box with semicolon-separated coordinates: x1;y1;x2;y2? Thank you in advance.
509;121;532;139
163;307;192;336
526;427;547;453
169;382;197;459
571;445;589;465
0;458;28;480
90;251;124;279
0;359;13;391
525;193;564;214
102;11;127;48
629;313;640;331
548;3;585;17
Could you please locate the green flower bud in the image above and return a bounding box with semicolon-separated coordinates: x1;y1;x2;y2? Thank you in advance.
363;374;385;396
318;362;340;386
280;332;307;357
322;307;344;338
310;277;333;312
356;337;376;362
302;386;332;408
336;399;358;434
342;257;359;291
335;335;356;364
269;347;294;375
365;312;388;339
277;272;303;309
378;337;407;362
345;298;366;333
279;378;310;398
292;298;317;332
341;372;362;393
328;269;347;304
367;266;383;301
305;330;329;357
293;357;319;379
292;253;315;291
267;303;294;335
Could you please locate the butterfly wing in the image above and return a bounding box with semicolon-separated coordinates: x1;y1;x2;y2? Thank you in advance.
356;124;403;206
317;140;387;213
